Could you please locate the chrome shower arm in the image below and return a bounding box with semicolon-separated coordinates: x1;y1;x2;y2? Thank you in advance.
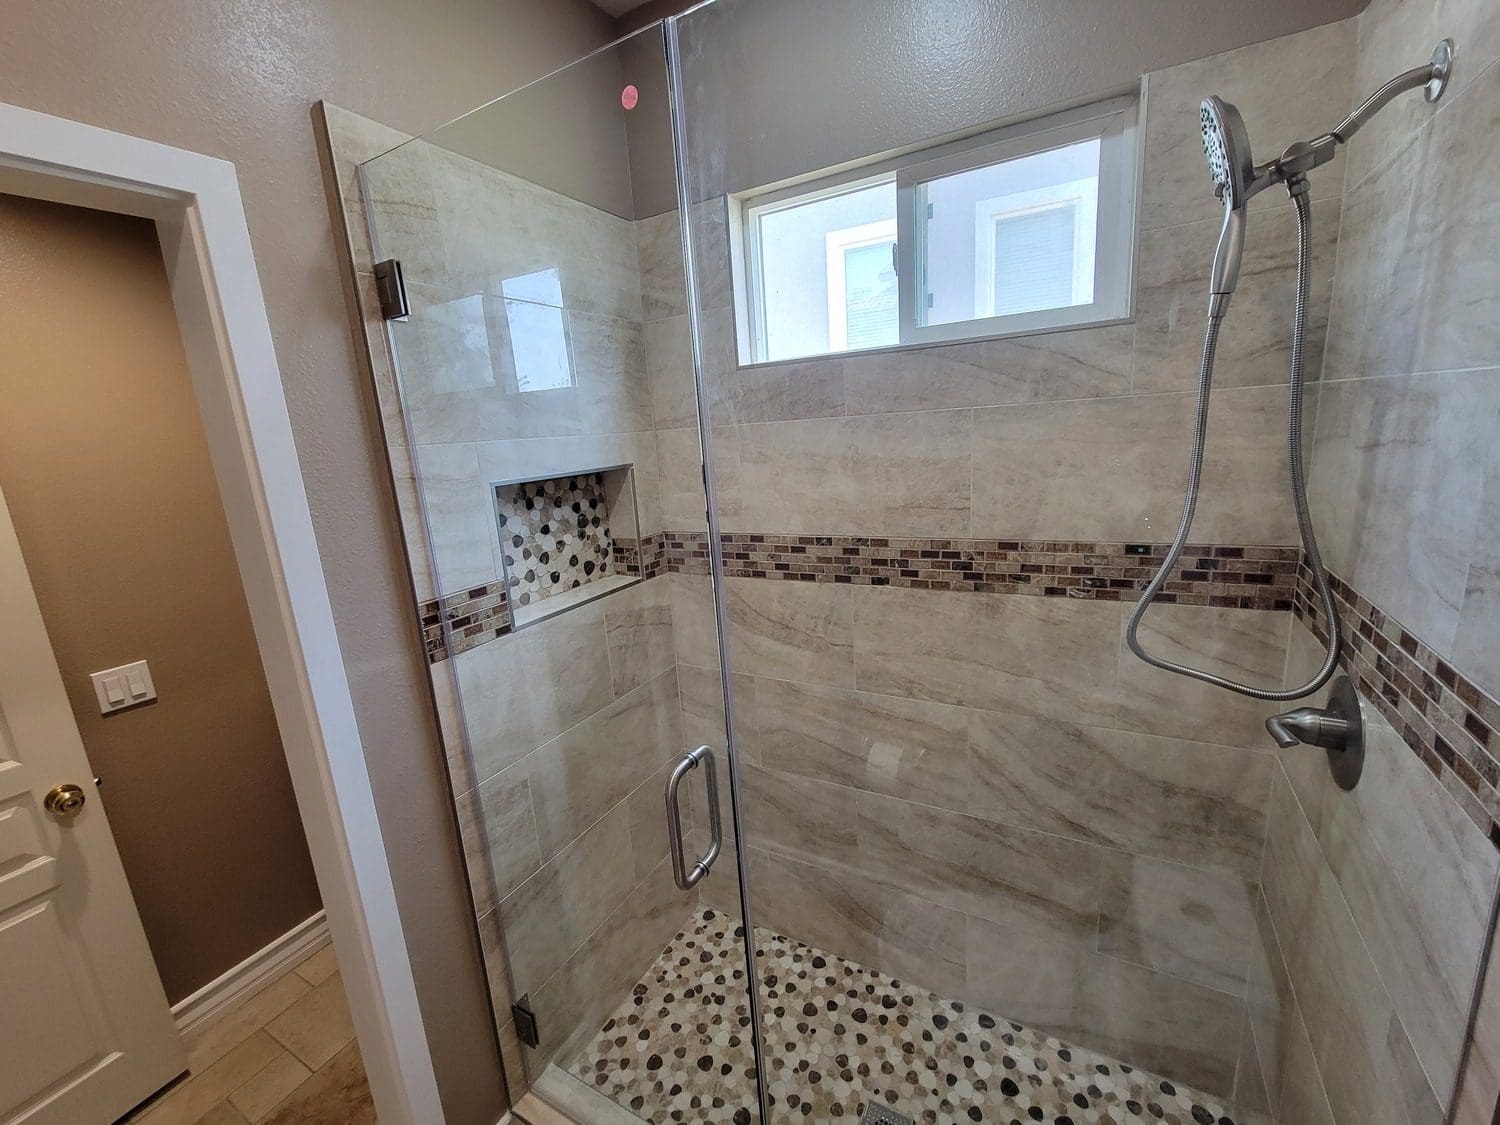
1330;38;1454;143
1262;40;1455;187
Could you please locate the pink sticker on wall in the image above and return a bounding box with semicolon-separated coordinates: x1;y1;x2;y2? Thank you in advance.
621;84;640;111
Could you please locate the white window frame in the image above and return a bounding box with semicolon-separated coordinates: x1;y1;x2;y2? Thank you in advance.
824;218;897;351
735;92;1141;366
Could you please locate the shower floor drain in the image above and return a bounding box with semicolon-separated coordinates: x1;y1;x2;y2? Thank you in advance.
860;1106;914;1125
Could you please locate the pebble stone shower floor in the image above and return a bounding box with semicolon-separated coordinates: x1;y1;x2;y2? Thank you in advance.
566;909;1247;1125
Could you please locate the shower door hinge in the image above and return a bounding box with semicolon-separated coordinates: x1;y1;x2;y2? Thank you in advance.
512;995;540;1049
373;258;410;322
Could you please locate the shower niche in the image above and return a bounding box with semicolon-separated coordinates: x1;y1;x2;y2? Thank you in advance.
491;464;644;629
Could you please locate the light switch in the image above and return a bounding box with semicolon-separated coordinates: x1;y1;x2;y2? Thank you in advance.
89;660;157;714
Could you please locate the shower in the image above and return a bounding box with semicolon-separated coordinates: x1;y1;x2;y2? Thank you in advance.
1126;38;1456;701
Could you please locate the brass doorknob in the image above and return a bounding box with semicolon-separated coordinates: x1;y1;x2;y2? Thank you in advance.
44;784;87;818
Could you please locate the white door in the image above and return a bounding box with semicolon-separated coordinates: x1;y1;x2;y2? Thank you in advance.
0;483;185;1124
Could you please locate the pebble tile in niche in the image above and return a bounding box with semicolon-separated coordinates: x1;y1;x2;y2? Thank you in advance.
496;472;615;609
566;909;1248;1125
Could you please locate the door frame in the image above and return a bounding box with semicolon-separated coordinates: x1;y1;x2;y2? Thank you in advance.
0;102;443;1123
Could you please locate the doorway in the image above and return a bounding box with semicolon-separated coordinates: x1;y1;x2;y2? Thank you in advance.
0;98;442;1125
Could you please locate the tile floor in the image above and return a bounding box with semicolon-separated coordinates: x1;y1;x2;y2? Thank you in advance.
567;909;1247;1125
122;943;374;1125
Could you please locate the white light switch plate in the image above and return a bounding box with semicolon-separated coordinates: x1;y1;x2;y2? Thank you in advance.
89;659;156;714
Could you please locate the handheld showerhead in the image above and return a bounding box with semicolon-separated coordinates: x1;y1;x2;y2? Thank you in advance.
1200;95;1254;208
1200;96;1255;312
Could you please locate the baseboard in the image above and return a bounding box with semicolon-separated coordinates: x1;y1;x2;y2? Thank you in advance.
171;910;329;1034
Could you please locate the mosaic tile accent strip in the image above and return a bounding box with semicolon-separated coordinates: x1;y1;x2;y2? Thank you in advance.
616;532;669;580
418;581;511;664
496;473;616;612
690;533;1298;608
567;908;1247;1125
1294;564;1500;846
417;534;1297;664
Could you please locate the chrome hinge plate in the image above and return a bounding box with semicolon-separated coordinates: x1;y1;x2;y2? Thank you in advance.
373;258;410;322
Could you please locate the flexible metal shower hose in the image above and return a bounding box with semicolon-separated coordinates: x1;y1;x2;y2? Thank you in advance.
1125;188;1341;700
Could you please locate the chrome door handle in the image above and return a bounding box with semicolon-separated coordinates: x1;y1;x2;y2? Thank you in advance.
665;745;722;890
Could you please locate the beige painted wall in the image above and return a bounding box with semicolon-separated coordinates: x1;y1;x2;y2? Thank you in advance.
0;3;614;1122
0;193;322;1005
654;0;1370;214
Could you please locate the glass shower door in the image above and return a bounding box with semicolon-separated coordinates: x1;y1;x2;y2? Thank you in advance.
360;23;762;1123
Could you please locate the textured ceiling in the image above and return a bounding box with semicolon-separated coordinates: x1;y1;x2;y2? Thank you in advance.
591;0;651;15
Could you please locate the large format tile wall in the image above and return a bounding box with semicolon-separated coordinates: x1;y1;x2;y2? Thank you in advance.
646;20;1363;1108
323;105;721;1096
1249;0;1500;1123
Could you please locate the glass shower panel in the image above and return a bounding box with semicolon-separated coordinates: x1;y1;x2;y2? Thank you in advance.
667;4;1343;1124
360;25;761;1123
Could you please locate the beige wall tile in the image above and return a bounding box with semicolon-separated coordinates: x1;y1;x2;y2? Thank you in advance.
1138;19;1355;231
755;678;970;813
637;209;688;322
857;791;1101;935
1454;453;1500;700
1320;130;1426;382
708;322;846;425
498;802;635;995
604;576;675;696
668;572;722;670
644;314;698;430
854;585;1119;724
968;711;1273;878
1453;915;1500;1125
624;757;685;883
732;410;972;537
1310;368;1498;659
1293;862;1443;1125
1276;1004;1338;1125
1232;1004;1273;1120
725;576;855;688
1117;604;1292;749
528;858;696;1070
476;909;516;1018
677;661;744;758
571;311;654;436
453;635;540;784
964;909;1096;1045
748;847;967;999
1312;713;1499;1100
656;426;712;532
522;668;682;859
1264;770;1446;1125
972;386;1298;544
1133;199;1339;395
1259;772;1322;961
739;763;861;871
1097;851;1256;995
362;139;444;285
457;766;542;915
1245;890;1297;1113
842;325;1133;416
1084;956;1243;1098
411;442;498;595
520;599;617;747
687;198;735;315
